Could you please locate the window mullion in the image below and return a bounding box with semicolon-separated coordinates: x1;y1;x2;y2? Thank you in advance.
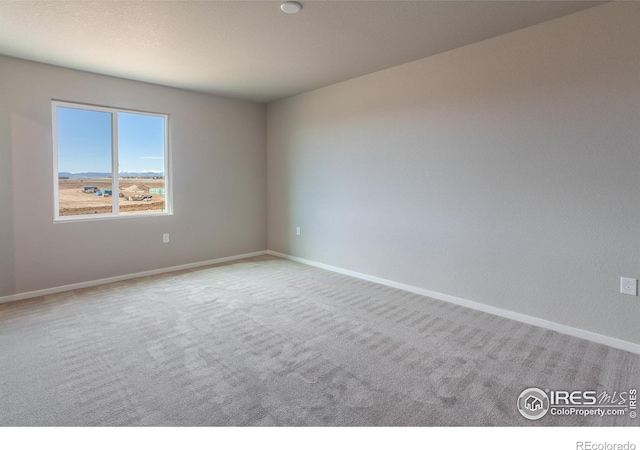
111;111;119;215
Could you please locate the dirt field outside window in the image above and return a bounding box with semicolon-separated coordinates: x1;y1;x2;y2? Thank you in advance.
58;178;166;216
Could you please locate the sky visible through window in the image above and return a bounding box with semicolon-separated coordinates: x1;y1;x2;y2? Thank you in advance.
56;107;165;174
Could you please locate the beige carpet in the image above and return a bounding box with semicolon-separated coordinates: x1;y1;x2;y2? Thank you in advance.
1;255;638;426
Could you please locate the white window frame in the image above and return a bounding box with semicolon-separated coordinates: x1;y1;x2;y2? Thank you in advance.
52;100;172;222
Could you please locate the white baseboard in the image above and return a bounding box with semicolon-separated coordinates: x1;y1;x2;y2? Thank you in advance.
3;248;637;354
0;250;268;306
266;250;640;355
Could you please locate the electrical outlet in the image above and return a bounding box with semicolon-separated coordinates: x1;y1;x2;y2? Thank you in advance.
163;233;170;244
620;277;637;296
296;227;301;236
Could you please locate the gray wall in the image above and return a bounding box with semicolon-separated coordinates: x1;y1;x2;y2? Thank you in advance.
267;3;640;344
0;56;267;296
0;60;15;296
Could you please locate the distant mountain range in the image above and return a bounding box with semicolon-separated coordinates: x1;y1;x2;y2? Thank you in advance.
59;171;164;179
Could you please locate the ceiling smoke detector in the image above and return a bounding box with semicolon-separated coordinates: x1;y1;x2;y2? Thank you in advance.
280;1;302;14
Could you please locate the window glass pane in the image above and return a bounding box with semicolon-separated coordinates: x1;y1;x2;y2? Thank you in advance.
56;107;113;216
117;112;166;214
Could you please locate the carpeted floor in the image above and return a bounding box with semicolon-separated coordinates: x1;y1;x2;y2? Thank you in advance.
1;255;638;426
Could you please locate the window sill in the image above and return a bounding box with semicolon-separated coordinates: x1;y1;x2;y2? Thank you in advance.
54;211;173;224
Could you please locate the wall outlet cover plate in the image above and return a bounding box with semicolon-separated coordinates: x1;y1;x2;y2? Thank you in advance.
620;277;637;296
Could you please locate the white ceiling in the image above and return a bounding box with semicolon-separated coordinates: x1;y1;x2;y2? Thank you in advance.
0;1;603;103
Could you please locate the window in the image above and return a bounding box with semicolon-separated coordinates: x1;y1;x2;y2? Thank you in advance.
52;101;170;220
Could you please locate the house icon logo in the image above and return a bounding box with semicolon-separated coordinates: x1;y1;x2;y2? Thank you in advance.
517;388;550;420
525;395;543;411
